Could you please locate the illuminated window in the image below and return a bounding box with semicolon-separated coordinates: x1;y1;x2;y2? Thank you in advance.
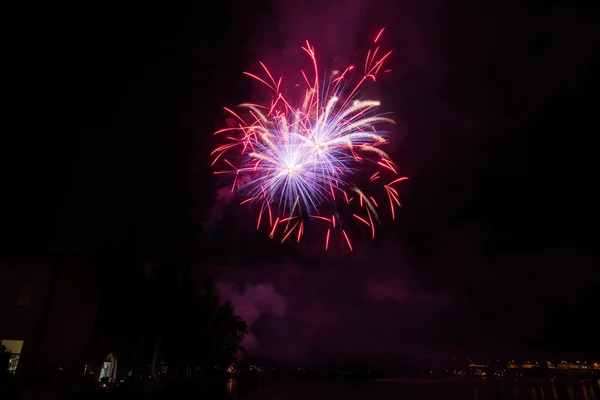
1;340;24;373
99;353;117;382
16;284;34;306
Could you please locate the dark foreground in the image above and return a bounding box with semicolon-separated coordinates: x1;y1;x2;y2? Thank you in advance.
236;379;600;400
6;378;600;399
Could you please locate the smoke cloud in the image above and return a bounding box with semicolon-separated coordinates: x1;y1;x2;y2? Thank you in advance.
215;279;288;349
205;237;462;364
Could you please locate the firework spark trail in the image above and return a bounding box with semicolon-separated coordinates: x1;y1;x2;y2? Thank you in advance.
212;28;408;251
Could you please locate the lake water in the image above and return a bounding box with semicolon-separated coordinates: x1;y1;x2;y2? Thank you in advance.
227;379;600;400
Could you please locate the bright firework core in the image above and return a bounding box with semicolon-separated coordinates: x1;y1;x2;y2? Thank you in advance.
212;28;408;251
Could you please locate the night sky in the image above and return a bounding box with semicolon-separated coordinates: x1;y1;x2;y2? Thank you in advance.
3;1;598;364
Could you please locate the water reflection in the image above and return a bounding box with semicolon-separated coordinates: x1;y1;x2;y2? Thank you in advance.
584;384;590;400
228;379;600;400
552;384;559;399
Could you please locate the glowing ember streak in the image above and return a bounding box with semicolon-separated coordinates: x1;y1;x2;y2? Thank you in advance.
212;28;408;251
342;230;353;252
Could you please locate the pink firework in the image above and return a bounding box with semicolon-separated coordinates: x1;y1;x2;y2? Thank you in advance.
211;28;408;251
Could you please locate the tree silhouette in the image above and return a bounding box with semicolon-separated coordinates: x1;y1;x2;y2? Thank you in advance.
163;291;247;378
89;255;247;383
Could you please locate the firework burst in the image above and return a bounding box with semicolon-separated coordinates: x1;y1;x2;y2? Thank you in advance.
211;28;408;251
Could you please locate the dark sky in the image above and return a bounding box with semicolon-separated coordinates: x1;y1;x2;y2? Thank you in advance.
2;1;598;363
